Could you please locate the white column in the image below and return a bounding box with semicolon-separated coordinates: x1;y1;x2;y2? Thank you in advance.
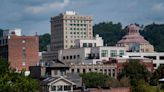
71;85;73;92
111;69;113;77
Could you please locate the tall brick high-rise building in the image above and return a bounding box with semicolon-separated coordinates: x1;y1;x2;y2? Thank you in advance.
0;29;39;71
50;11;93;59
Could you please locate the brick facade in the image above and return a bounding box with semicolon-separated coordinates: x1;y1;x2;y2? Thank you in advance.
8;35;39;71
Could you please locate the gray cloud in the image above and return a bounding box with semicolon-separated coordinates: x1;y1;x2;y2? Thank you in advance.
25;0;70;14
0;0;164;35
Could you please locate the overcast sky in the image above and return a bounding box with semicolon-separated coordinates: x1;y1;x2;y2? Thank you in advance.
0;0;164;35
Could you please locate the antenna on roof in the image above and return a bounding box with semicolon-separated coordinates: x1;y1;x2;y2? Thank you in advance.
35;32;38;36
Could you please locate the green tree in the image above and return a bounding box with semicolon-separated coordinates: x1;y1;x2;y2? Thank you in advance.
39;33;50;51
133;80;156;92
0;58;9;74
141;23;164;52
119;59;151;87
150;65;164;86
0;59;39;92
93;22;125;46
119;77;131;87
80;72;112;88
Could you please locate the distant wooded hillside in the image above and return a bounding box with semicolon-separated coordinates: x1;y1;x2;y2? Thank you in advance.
93;22;164;52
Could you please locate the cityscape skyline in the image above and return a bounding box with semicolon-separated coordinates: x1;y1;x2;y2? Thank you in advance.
0;0;164;35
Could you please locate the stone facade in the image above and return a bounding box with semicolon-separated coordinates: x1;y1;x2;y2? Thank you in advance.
50;11;93;59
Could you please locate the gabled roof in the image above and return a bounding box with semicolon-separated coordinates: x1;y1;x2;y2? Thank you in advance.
45;59;69;68
40;76;76;86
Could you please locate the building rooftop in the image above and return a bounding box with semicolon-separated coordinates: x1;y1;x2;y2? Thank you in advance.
118;24;150;44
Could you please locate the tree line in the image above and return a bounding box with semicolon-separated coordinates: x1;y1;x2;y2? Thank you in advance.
1;22;164;52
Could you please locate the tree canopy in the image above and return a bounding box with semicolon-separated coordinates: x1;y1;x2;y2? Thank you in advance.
39;33;50;51
0;59;39;92
80;72;111;88
141;23;164;52
93;22;125;46
119;60;151;86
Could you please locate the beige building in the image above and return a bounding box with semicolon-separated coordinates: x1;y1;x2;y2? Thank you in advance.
116;24;154;52
50;11;93;59
69;64;117;78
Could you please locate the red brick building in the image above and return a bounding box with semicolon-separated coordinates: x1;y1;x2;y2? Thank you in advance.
0;34;39;71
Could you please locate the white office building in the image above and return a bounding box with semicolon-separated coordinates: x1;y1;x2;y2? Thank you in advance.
126;52;164;69
74;34;103;48
3;28;22;36
58;46;126;64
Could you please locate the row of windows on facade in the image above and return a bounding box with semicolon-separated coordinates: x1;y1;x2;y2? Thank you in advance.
65;35;88;39
65;45;74;48
63;55;80;60
129;56;164;60
82;43;96;47
0;39;7;45
67;23;88;26
71;68;115;73
64;16;91;20
0;39;26;45
71;68;116;77
69;31;87;34
51;85;71;91
66;27;90;31
101;50;125;57
53;18;91;24
64;24;92;29
62;50;125;60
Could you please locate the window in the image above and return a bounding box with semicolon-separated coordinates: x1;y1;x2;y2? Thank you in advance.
153;64;156;67
51;86;56;91
110;50;117;57
77;69;80;73
101;50;108;57
88;43;92;47
64;86;71;91
22;40;26;43
77;55;80;58
74;55;76;59
119;50;124;56
160;56;164;60
83;69;86;73
57;86;62;91
70;56;72;59
63;56;65;60
144;56;156;60
66;56;69;59
71;69;74;73
83;43;87;47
